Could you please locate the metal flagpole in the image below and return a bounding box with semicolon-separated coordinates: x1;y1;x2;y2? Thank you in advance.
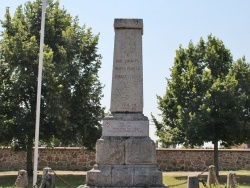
33;0;46;186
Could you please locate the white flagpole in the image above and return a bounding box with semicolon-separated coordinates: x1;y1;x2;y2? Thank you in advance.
33;0;46;186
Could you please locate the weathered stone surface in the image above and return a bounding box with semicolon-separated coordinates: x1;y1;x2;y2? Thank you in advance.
111;165;133;186
14;169;28;188
102;113;149;137
133;165;163;186
102;119;149;137
207;165;219;186
40;173;55;188
96;138;125;164
86;165;112;186
110;19;143;113
114;19;143;33
187;174;199;188
227;173;237;188
40;167;55;188
84;164;165;188
125;137;157;164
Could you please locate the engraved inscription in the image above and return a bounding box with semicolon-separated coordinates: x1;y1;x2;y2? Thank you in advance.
116;60;122;63
115;59;139;64
115;67;126;71
102;120;149;137
115;75;126;79
125;59;139;63
127;66;140;70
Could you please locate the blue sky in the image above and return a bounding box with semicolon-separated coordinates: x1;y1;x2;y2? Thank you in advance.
1;0;250;140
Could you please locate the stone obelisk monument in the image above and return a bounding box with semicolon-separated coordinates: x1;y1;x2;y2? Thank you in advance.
84;18;165;188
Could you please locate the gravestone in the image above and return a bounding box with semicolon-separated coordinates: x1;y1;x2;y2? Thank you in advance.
83;18;166;188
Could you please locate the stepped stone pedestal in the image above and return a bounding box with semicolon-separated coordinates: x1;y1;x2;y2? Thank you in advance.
83;19;166;188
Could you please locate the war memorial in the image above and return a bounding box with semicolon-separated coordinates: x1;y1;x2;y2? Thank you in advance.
83;18;166;187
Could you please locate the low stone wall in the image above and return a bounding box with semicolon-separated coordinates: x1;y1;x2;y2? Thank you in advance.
0;147;250;171
156;149;250;171
0;147;96;171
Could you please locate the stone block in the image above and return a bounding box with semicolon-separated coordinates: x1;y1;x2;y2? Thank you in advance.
102;119;149;137
111;165;133;186
187;174;199;188
227;173;237;188
96;138;125;164
114;19;143;31
86;165;112;186
125;137;156;164
40;167;55;188
14;169;28;188
207;165;219;186
133;165;163;186
40;173;55;188
110;19;143;113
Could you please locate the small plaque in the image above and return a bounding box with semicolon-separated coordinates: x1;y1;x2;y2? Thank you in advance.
102;119;149;136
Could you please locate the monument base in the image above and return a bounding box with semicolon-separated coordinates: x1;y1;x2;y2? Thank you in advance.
83;164;166;188
82;136;166;187
81;113;166;187
96;136;157;164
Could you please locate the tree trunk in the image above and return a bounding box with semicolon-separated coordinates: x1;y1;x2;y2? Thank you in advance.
213;140;219;177
247;140;250;148
26;135;33;177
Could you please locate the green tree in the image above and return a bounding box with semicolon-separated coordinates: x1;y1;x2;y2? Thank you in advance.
153;35;250;176
0;0;104;176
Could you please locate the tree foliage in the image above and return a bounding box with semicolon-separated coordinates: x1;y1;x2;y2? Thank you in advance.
0;0;104;175
153;35;250;174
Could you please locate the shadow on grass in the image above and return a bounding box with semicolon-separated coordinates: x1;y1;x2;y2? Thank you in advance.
0;175;16;187
237;175;250;187
54;175;86;187
0;175;86;188
174;176;187;181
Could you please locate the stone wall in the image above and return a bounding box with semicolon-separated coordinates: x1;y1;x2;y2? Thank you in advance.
0;147;250;171
156;149;250;171
0;147;96;171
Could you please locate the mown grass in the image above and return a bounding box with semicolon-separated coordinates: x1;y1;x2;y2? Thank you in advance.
163;170;250;188
0;174;85;188
0;170;249;188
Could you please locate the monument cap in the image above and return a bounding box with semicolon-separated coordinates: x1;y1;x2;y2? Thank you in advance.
114;19;143;34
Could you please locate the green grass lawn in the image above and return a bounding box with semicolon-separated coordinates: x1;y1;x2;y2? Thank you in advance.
0;174;85;188
163;170;250;188
0;170;249;188
164;175;246;188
